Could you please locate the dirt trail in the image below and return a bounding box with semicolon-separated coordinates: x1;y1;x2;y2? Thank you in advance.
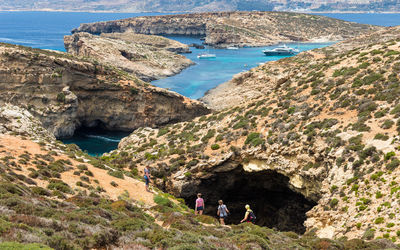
0;135;156;206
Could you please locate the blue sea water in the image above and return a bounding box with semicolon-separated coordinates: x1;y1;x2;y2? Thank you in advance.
0;11;164;51
317;13;400;27
153;39;332;99
1;11;398;155
61;128;131;156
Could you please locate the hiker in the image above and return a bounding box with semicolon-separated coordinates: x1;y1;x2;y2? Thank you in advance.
240;204;256;224
144;166;151;192
195;193;204;215
217;200;229;225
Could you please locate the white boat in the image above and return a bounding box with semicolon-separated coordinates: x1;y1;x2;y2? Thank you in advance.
197;53;216;59
227;46;239;50
263;44;299;56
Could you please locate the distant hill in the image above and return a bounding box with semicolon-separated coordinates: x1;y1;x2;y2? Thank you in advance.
0;0;399;12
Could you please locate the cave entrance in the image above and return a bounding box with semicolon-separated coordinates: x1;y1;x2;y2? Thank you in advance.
184;168;316;234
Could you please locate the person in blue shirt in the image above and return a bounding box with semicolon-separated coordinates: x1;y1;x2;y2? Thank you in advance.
217;200;230;225
144;166;151;192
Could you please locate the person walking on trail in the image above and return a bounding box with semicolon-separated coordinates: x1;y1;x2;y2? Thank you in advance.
240;204;256;224
144;166;151;192
195;193;204;215
217;200;229;225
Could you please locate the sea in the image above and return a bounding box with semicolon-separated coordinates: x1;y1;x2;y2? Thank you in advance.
1;11;399;155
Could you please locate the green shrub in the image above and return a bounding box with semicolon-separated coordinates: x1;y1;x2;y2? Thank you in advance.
384;50;400;57
245;133;264;147
107;170;124;179
112;218;148;232
47;234;74;249
381;119;394;129
374;217;384;224
374;133;389;141
154;195;173;207
386;158;400;171
287;107;296;114
385;151;396;161
47;180;73;194
211;144;220;150
31;187;51;196
201;129;216;143
362;228;375;240
329;198;339;208
158;127;169;137
145;152;158;161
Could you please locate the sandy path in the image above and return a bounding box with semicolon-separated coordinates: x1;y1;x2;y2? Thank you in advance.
0;135;155;206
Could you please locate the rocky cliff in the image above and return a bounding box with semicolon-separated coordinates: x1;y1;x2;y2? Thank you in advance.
72;11;380;48
0;43;209;138
0;103;397;250
64;32;193;82
112;25;400;241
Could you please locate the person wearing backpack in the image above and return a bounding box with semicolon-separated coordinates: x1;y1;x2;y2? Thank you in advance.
217;200;230;225
240;204;256;224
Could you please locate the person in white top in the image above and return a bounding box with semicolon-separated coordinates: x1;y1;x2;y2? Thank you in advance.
217;200;230;225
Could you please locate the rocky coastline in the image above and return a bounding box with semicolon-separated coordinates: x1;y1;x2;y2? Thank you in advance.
72;11;381;48
64;32;194;82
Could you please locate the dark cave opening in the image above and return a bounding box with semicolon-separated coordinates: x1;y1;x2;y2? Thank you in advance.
184;168;317;234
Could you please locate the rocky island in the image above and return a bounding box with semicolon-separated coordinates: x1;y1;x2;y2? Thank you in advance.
72;11;380;48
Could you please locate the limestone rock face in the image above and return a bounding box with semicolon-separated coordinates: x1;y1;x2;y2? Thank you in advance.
64;32;193;82
114;26;400;240
72;11;380;48
0;104;55;141
0;44;210;138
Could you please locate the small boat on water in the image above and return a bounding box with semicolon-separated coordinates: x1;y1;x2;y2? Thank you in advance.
262;44;299;56
197;53;216;59
227;46;239;50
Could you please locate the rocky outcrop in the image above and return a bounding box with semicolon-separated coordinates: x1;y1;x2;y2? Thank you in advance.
64;32;193;82
0;104;56;141
113;26;400;240
0;43;210;138
72;11;381;48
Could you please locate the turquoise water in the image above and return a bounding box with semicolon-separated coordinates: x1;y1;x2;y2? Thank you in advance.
154;38;332;99
1;11;399;155
61;128;131;156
